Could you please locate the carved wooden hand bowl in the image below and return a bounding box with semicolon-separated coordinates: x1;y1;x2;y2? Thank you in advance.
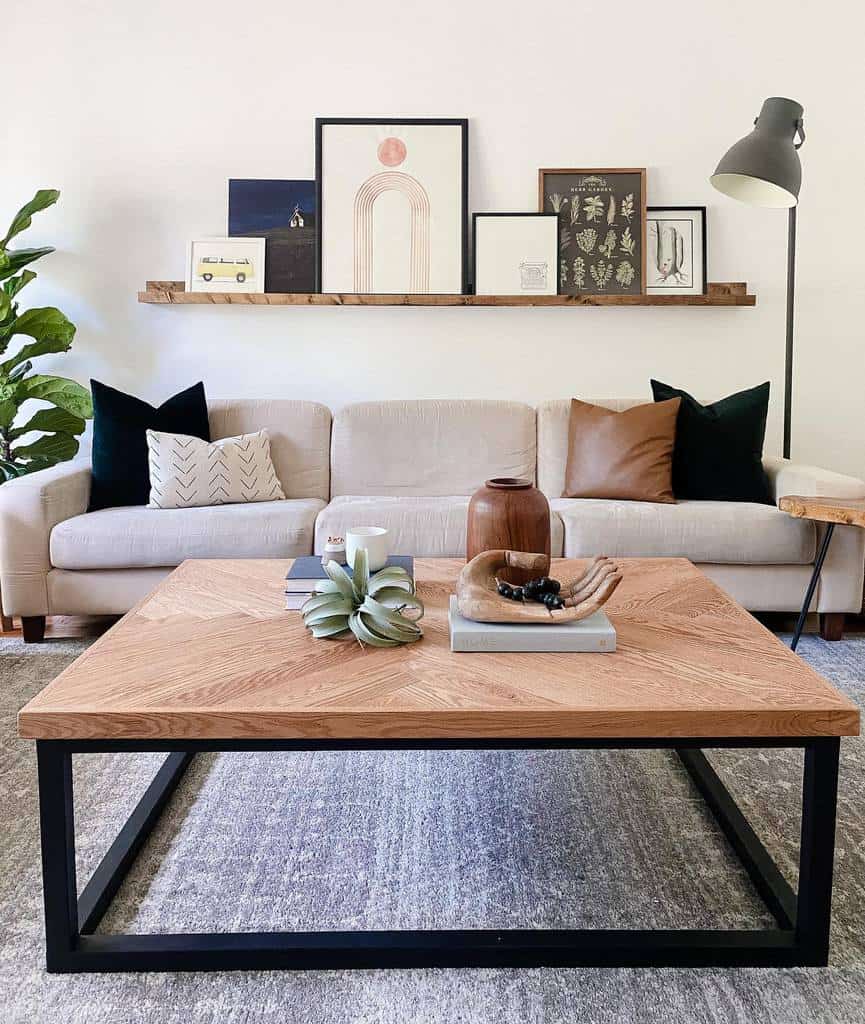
456;550;622;624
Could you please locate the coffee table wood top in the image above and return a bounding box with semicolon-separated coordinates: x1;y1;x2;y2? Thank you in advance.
18;558;859;741
779;494;865;529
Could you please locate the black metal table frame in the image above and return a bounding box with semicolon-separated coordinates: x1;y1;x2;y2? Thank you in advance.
791;523;835;652
36;735;840;973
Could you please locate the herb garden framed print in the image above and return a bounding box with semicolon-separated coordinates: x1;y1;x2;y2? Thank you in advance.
538;168;646;296
646;206;707;296
473;213;560;295
316;117;469;295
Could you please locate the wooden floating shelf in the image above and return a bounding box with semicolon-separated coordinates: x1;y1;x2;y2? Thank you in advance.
138;281;756;307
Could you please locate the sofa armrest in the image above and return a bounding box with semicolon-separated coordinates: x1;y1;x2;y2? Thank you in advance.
764;457;865;613
0;459;91;616
763;456;865;504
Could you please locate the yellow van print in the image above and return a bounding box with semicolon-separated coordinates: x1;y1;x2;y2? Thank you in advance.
197;256;255;283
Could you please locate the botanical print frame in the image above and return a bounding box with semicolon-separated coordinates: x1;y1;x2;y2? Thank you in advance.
185;237;266;294
472;213;560;296
228;179;315;293
538;168;647;296
316;117;469;295
646;206;707;296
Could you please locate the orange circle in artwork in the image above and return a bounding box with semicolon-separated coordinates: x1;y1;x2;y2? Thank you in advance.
377;137;407;167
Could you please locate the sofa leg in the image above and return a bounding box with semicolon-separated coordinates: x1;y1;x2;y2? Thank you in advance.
819;613;845;642
21;616;46;643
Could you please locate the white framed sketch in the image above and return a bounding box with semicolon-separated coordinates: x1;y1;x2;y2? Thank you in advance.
316;118;468;294
646;207;706;296
472;213;560;296
186;237;266;294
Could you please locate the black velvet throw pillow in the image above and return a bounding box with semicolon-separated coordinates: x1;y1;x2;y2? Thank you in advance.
650;380;773;504
88;380;210;510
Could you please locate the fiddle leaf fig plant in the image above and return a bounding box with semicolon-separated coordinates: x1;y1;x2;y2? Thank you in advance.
301;548;424;647
0;189;91;482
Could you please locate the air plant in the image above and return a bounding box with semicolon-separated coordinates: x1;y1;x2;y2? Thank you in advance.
575;228;597;254
301;548;424;647
548;193;568;214
583;195;604;222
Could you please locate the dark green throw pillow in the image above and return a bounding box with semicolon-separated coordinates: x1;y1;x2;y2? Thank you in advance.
88;380;210;510
650;380;773;504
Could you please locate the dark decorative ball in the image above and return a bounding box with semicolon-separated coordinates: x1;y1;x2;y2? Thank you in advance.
497;582;513;599
512;586;525;602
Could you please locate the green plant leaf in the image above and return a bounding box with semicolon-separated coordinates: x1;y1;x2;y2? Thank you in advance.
2;190;60;247
310;617;351;639
0;399;18;429
4;269;36;300
352;546;369;599
9;406;86;440
0;247;55;282
0;291;9;325
17;375;93;419
0;308;76;374
348;611;401;647
12;431;79;463
322;558;357;602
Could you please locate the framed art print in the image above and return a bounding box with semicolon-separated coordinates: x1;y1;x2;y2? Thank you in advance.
646;206;707;295
228;179;315;292
316;117;469;294
473;213;560;295
538;168;647;295
185;237;266;294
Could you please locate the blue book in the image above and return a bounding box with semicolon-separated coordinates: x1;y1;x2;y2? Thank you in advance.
285;555;414;592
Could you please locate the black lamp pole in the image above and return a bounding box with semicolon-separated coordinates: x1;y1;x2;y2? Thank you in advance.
710;97;805;460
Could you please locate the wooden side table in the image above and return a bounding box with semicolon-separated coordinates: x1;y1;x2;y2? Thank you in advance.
779;495;865;650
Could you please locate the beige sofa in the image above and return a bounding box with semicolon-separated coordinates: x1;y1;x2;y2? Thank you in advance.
1;397;863;642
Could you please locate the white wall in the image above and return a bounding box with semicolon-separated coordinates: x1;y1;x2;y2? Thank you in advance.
5;0;865;475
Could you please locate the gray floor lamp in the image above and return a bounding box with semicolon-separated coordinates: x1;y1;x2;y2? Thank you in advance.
710;96;805;459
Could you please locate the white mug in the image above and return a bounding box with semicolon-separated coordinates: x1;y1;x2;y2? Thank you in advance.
345;527;390;572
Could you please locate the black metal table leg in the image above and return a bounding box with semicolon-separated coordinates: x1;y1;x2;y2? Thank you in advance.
36;742;79;972
791;523;835;651
795;738;840;965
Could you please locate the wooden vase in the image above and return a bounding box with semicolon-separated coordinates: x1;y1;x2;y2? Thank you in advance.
466;477;551;585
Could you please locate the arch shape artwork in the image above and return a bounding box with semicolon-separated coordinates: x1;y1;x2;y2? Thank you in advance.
353;171;431;292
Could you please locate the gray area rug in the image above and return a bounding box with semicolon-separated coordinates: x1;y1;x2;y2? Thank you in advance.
2;632;864;1023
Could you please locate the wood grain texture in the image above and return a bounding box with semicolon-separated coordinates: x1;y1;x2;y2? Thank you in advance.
18;558;858;741
779;495;865;529
466;479;550;584
137;281;756;307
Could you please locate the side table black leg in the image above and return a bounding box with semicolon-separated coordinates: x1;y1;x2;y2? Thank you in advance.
795;738;840;965
791;523;835;652
37;741;79;972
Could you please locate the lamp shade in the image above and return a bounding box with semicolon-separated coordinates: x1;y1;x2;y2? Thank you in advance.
710;97;804;208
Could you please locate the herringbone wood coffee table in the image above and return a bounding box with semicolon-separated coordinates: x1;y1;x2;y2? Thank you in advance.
19;558;859;973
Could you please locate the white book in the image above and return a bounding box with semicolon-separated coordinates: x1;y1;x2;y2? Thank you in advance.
448;596;616;653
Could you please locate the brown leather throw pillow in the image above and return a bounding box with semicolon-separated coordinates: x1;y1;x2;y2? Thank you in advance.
564;398;681;503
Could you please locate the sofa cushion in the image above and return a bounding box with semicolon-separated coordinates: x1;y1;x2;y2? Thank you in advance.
207;399;332;501
551;498;816;564
146;429;285;508
330;400;536;497
89;380;211;511
538;398;648;499
316;495;564;558
564;397;680;503
50;499;323;570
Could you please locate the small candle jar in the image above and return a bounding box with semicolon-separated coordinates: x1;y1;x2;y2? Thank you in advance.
322;536;346;566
